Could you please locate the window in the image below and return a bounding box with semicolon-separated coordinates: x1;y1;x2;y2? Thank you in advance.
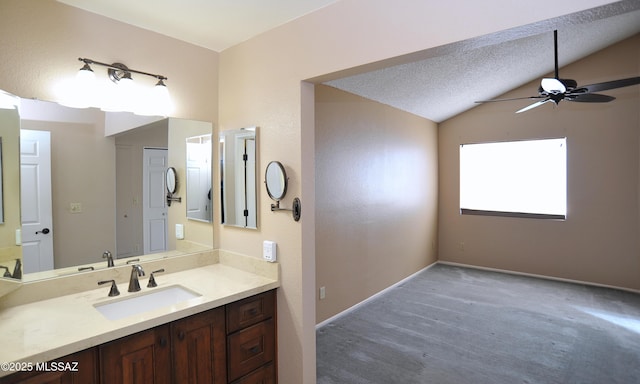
460;137;566;220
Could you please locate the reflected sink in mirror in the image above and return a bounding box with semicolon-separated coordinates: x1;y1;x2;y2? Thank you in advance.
94;285;201;321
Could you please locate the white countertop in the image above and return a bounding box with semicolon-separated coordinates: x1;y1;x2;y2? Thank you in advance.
0;253;279;377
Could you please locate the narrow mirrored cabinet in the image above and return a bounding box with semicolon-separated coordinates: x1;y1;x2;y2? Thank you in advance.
219;127;258;229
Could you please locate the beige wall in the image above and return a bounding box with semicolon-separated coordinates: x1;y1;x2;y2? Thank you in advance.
315;85;438;323
438;34;640;291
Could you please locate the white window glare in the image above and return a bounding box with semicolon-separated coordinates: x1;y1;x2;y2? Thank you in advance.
460;138;566;219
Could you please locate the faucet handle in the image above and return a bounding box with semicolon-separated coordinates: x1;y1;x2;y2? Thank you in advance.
147;269;165;288
98;280;120;297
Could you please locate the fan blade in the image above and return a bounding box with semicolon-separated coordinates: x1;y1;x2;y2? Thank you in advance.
574;76;640;93
541;78;566;93
567;93;615;103
475;96;544;103
516;98;552;113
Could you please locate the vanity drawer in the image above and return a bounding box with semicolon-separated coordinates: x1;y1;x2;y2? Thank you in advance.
227;319;275;382
231;362;275;384
226;291;275;333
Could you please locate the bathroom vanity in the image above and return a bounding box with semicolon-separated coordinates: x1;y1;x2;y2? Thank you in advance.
0;251;279;384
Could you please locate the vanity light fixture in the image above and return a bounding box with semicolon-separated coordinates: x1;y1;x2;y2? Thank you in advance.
59;58;173;116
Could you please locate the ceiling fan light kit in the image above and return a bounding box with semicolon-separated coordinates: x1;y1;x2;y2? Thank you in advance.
476;30;640;113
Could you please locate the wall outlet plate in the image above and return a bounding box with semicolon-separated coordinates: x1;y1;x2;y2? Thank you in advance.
263;240;277;262
175;224;184;240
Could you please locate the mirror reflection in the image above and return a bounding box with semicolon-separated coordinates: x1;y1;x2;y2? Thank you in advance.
0;103;21;280
219;127;257;229
265;161;287;201
186;134;212;222
2;95;214;281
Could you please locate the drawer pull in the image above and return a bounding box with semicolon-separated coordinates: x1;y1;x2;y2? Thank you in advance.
178;331;185;341
248;345;261;355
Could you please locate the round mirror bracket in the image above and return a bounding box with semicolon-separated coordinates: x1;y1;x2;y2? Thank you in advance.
265;161;301;221
270;197;301;222
165;167;182;207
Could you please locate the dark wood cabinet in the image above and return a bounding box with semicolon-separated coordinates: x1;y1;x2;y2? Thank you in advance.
1;290;277;384
101;307;227;384
100;325;171;384
226;290;277;384
172;307;227;383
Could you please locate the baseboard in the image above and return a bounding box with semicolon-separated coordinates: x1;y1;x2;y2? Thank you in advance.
316;261;439;330
437;260;640;295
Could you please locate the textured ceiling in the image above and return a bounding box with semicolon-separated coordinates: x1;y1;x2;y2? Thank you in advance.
325;1;640;122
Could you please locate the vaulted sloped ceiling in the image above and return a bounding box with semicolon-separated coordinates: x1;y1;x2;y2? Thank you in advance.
323;1;640;122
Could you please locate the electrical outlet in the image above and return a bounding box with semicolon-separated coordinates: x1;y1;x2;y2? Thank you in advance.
70;202;82;213
263;241;277;262
319;286;326;300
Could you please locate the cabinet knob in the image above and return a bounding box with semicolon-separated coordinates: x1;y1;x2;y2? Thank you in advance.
159;337;167;347
178;331;186;341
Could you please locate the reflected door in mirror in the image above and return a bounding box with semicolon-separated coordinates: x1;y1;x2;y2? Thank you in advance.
186;134;213;223
20;130;54;273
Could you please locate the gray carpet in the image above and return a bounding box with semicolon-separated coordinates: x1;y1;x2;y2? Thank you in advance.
316;264;640;384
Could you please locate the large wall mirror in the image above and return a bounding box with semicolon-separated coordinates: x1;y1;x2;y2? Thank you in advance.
0;91;214;283
219;127;257;229
186;134;213;223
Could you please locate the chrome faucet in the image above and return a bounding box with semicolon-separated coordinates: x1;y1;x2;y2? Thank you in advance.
128;264;145;292
103;250;114;267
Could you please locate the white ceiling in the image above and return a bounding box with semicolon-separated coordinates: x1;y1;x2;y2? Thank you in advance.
57;0;339;52
58;0;640;123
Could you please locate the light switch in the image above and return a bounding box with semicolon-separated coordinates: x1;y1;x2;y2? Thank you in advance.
176;224;184;240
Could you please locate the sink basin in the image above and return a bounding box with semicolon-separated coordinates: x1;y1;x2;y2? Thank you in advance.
94;285;201;320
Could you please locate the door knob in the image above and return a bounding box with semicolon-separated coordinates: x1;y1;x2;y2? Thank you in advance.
36;228;50;234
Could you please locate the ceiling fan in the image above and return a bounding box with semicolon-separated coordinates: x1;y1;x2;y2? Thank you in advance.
476;30;640;113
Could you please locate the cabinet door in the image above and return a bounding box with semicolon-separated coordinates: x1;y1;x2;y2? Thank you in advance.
172;307;227;383
100;325;171;384
0;348;98;384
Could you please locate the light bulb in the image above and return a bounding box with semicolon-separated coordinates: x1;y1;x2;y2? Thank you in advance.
58;64;97;108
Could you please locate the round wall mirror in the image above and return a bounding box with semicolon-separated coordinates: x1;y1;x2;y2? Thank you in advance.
166;167;177;194
265;161;287;201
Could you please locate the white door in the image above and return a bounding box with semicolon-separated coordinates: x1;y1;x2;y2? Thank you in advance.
20;129;54;273
143;148;168;254
116;144;137;258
